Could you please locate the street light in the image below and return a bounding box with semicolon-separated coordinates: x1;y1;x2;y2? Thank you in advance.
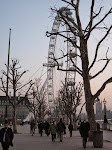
5;29;11;118
103;98;108;123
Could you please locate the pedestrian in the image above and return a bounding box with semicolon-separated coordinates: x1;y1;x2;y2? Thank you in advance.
68;120;73;137
49;121;57;142
44;121;50;136
38;121;44;136
57;118;66;142
9;122;12;129
96;122;100;131
78;117;90;149
0;119;14;150
63;120;66;137
30;119;35;136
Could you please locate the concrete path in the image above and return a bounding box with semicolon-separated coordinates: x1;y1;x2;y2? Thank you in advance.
0;125;112;150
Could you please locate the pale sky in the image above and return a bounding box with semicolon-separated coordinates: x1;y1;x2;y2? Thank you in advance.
0;0;112;111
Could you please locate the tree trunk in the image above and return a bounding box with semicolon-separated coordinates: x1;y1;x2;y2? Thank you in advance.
13;105;17;133
84;83;96;140
66;113;69;125
13;80;17;133
34;112;37;129
68;113;72;122
38;106;42;122
73;112;77;130
81;39;96;140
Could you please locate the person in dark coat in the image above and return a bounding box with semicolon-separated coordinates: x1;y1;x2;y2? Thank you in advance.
78;117;90;148
30;119;35;136
38;121;44;136
96;122;100;131
57;118;66;142
68;120;73;137
0;119;14;150
63;121;66;137
44;121;50;136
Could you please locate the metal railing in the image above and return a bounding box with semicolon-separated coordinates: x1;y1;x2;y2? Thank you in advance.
100;123;112;131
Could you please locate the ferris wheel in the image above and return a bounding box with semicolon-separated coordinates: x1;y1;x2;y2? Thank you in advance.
44;7;77;111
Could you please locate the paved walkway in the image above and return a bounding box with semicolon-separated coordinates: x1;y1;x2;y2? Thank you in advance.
0;125;112;150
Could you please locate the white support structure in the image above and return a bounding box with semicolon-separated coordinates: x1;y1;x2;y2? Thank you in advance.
46;7;77;112
38;71;52;98
47;15;61;111
66;25;77;87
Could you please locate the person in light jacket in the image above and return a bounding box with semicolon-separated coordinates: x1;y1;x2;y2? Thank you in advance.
49;121;57;142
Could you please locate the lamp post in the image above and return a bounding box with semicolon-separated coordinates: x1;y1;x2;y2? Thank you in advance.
103;99;108;123
5;29;11;118
102;98;108;130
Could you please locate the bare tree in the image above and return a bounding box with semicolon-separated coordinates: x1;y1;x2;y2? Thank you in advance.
0;59;33;133
36;89;48;122
57;82;83;128
26;79;48;125
46;0;112;139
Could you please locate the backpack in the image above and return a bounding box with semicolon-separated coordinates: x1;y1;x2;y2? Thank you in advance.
2;128;13;146
6;131;11;145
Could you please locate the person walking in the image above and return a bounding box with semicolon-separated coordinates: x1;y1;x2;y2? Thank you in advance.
0;119;14;150
63;121;66;137
57;118;66;142
78;117;90;149
30;119;35;136
44;121;50;136
68;120;73;137
38;121;44;136
49;121;57;142
9;122;12;129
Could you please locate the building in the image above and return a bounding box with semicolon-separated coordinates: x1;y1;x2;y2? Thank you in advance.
0;96;30;122
95;101;103;120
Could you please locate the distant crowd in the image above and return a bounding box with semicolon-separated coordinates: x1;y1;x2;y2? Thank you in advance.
0;117;101;149
30;118;68;142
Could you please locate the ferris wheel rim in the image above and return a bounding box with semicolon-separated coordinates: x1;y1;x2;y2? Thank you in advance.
47;8;77;110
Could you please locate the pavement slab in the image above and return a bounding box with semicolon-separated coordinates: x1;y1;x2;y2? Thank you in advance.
0;125;112;150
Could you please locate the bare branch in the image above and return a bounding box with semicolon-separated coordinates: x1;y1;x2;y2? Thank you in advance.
76;102;86;121
88;8;112;34
93;77;112;99
75;0;83;35
90;60;110;79
8;96;14;107
16;80;33;92
0;77;7;93
16;70;28;82
17;81;34;105
93;7;103;19
84;7;103;36
85;0;95;40
62;0;72;5
52;56;82;76
69;54;82;75
58;8;79;32
62;0;76;8
46;30;79;49
89;25;112;71
0;77;14;107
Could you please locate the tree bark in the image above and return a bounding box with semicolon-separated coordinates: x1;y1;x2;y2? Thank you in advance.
13;73;17;133
81;39;96;140
13;104;17;133
73;112;77;130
